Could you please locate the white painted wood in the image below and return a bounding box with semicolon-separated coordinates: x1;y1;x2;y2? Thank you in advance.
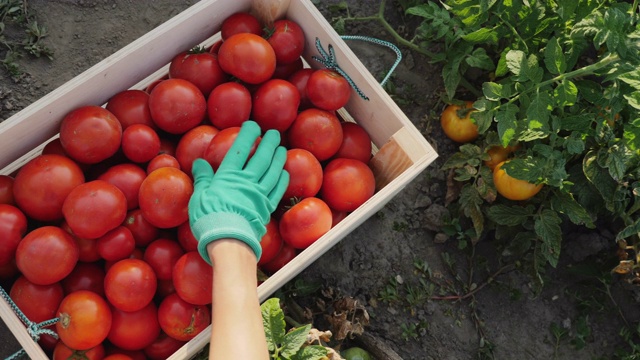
0;0;438;359
0;295;49;359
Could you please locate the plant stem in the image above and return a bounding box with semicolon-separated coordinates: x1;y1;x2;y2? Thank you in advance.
430;263;515;301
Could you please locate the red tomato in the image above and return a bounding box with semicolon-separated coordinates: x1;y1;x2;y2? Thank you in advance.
173;251;212;305
287;108;343;161
143;238;185;281
175;125;220;176
272;57;303;79
123;209;160;247
283;148;323;200
0;204;27;266
0;175;15;205
148;78;206;134
208;40;223;55
104;355;135;360
104;248;145;272
60;105;123;164
261;243;297;274
169;50;228;97
279;197;332;249
11;275;64;323
306;69;351;111
333;122;372;164
138;167;193;229
104;258;157;312
42;138;68;157
221;12;263;40
288;68;314;110
56;290;112;350
108;302;161;351
218;33;276;84
267;19;305;65
252;79;300;132
156;278;176;300
0;259;19;284
207;82;252;129
177;221;198;252
159;136;178;157
331;209;348;227
144;332;186;360
16;226;79;285
61;221;102;263
106;90;155;130
321;158;375;212
97;226;136;262
147;153;181;174
61;262;106;296
158;292;211;342
258;218;283;266
13;154;85;221
203;126;260;170
121;124;161;163
54;342;105;360
97;163;147;210
63;180;128;239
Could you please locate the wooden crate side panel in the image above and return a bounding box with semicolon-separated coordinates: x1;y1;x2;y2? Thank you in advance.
0;0;251;171
0;297;49;359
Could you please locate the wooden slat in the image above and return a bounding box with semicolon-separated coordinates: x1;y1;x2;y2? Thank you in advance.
251;0;291;26
0;295;48;359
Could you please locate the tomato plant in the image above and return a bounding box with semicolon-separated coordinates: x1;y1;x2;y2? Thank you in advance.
321;158;376;212
218;33;276;84
57;290;112;350
252;79;300;132
148;78;206;134
483;144;519;171
157;292;211;341
207;82;251;130
279;197;332;249
13;154;85;222
104;258;157;312
172;251;212;305
63;180;128;239
287;108;343;161
306;69;351;111
169;48;227;97
60;105;123;164
0;204;27;266
266;19;305;65
493;161;543;201
16;226;79;285
440;101;478;143
138;167;193;229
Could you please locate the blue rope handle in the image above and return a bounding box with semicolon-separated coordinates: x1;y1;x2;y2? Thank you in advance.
0;286;59;360
311;36;402;101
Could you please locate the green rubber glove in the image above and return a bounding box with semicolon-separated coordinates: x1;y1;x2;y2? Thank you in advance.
188;120;289;264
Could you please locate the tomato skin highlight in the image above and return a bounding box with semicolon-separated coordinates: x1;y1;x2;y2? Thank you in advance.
493;161;543;201
440;101;478;143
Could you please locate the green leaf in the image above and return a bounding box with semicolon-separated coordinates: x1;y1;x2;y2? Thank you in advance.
527;91;552;132
465;47;495;70
502;231;536;257
575;80;603;104
544;37;566;74
559;113;595;132
486;204;534;226
624;91;640;110
442;151;472;170
564;133;585;155
534;209;562;268
281;324;312;358
616;218;640;240
292;345;328;360
619;69;640;91
550;191;595;228
558;0;580;21
442;56;463;101
496;103;519;146
506;50;526;79
495;47;511;77
583;150;618;212
603;144;629;181
262;298;286;352
460;184;483;240
462;27;499;45
624;120;640;150
471;109;494;134
482;82;505;101
554;80;578;107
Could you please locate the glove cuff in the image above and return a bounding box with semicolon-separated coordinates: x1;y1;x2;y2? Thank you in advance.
193;212;263;264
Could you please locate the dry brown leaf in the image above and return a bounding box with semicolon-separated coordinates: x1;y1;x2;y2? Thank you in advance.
445;168;463;206
306;328;333;345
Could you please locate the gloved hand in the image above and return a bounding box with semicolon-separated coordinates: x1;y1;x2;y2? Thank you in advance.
188;120;289;264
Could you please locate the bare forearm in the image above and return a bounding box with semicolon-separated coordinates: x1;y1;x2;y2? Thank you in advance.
208;240;269;360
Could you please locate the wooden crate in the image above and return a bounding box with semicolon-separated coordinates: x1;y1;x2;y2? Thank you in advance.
0;0;438;358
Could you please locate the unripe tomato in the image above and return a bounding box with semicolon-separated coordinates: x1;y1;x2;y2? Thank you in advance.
342;347;372;360
440;101;478;143
484;144;520;170
493;161;543;201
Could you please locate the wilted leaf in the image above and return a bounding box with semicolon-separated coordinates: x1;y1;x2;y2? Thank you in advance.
445;168;464;206
613;260;635;275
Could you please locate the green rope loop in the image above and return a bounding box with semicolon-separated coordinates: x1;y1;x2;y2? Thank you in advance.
311;36;403;101
0;286;59;360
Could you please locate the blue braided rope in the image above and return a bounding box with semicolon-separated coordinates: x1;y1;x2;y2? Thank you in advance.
0;286;59;360
311;36;403;101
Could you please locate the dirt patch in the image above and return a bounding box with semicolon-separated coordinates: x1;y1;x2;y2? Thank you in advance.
1;1;639;360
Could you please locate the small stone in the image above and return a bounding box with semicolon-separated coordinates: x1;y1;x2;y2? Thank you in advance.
395;275;404;284
434;232;449;244
414;196;432;209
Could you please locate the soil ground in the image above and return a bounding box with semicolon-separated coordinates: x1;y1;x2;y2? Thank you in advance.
1;1;639;359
